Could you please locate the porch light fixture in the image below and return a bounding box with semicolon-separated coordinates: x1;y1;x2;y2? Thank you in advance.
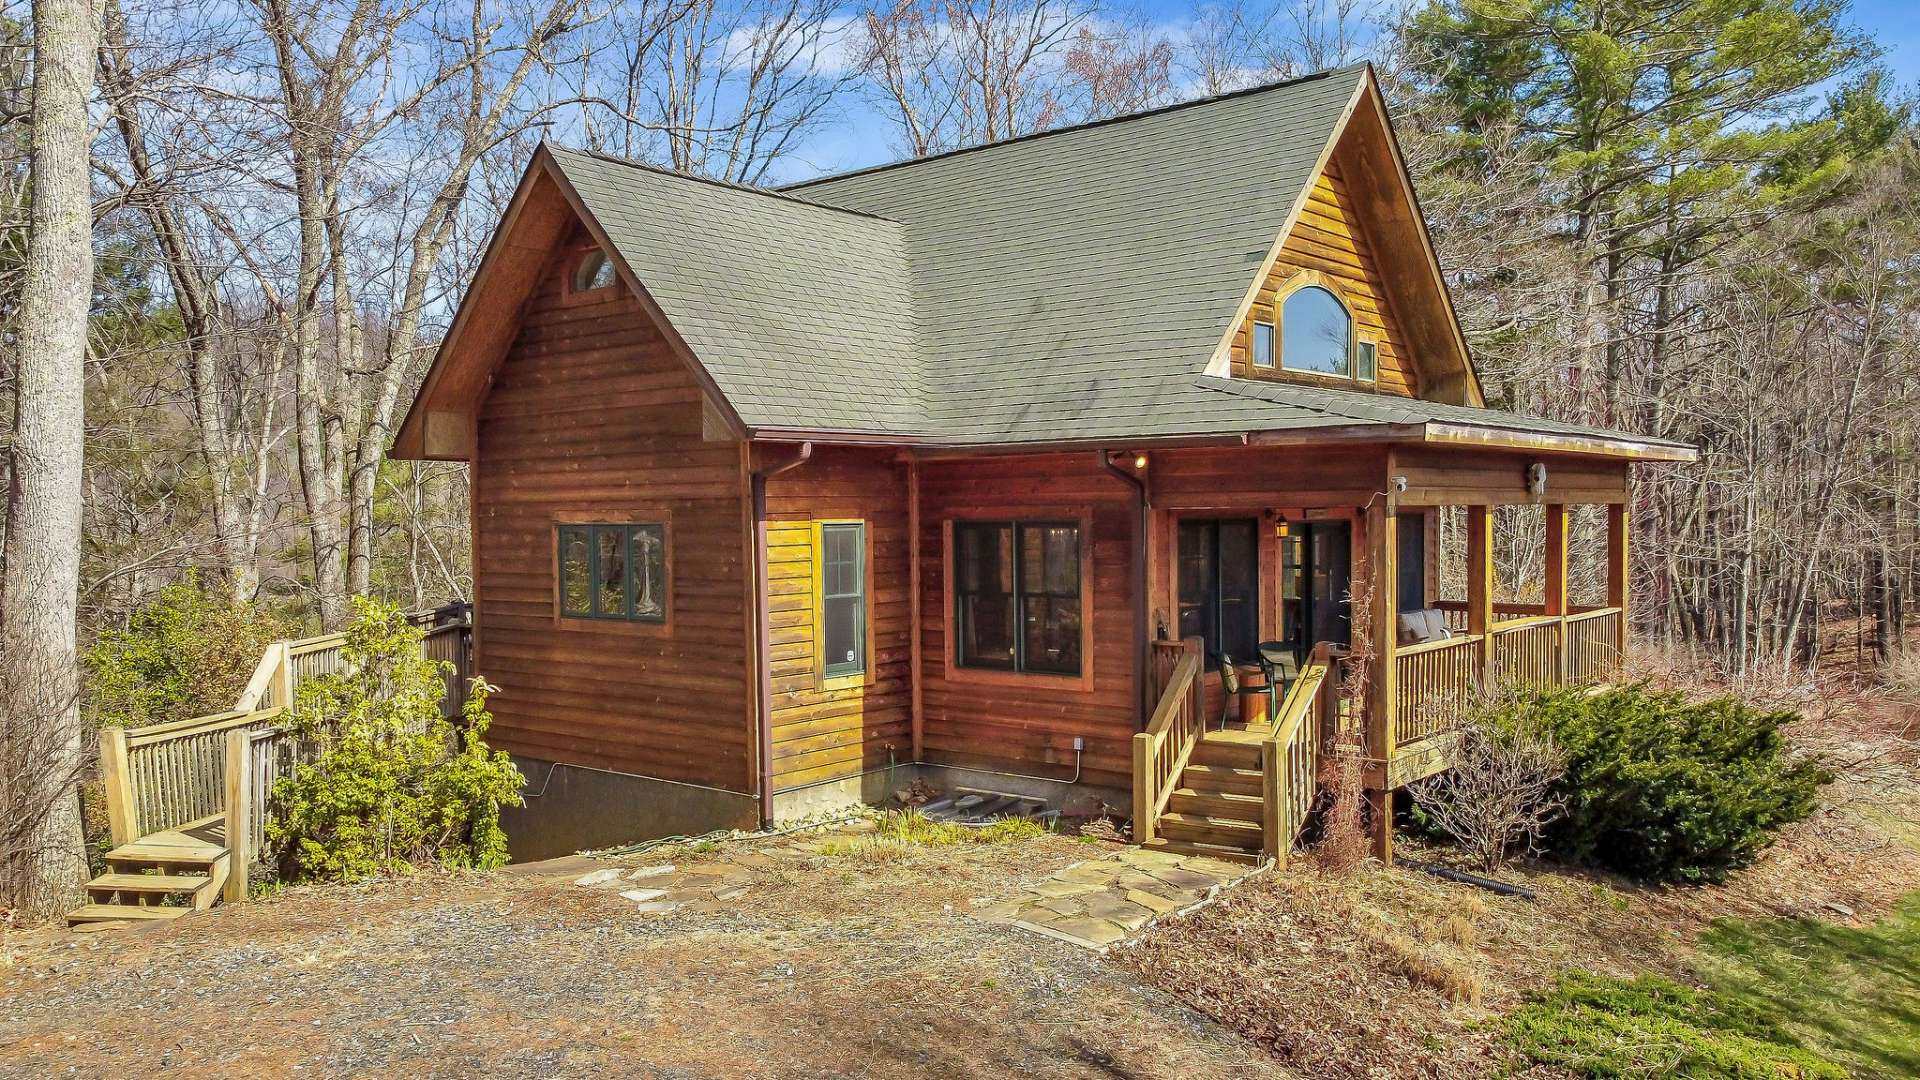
1132;453;1148;470
1392;475;1408;494
1526;462;1548;496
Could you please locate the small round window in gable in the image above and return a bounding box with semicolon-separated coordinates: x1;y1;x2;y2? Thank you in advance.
574;249;618;293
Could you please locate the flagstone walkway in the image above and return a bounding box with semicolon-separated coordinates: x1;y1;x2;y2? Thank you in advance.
978;846;1262;950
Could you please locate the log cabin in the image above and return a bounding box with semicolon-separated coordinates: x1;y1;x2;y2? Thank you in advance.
393;63;1695;863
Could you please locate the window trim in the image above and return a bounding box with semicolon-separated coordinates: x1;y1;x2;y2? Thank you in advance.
1251;319;1276;369
550;509;673;636
812;519;874;690
562;244;621;304
1242;270;1382;389
940;511;1095;691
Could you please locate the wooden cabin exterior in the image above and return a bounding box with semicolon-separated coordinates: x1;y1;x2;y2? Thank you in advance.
395;64;1693;861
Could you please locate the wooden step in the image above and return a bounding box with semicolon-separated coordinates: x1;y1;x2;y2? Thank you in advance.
86;873;215;900
1169;787;1264;819
66;903;192;926
1144;837;1265;866
1158;811;1264;851
1179;763;1264;797
1190;740;1263;770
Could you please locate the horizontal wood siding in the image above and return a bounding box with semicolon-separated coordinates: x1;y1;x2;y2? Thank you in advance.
918;454;1140;791
1231;158;1418;397
474;233;752;791
765;448;913;791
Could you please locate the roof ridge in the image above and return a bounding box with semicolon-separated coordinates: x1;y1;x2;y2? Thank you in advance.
780;63;1369;192
545;143;901;223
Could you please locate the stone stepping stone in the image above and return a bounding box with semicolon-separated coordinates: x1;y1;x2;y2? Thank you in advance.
574;868;624;887
1044;917;1129;947
714;886;751;901
1125;889;1184;915
625;864;677;880
631;900;681;915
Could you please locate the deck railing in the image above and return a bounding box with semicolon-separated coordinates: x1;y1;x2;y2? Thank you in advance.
1132;636;1205;845
1493;617;1561;686
1395;634;1481;744
1262;644;1337;865
1391;607;1625;747
100;612;472;874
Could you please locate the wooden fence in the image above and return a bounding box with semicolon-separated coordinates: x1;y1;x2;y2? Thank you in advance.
100;612;473;871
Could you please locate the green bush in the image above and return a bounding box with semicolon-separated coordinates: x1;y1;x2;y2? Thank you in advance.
84;574;291;728
268;597;522;881
1515;685;1826;884
1506;969;1845;1079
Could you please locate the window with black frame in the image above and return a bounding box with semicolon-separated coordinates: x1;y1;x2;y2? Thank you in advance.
557;523;666;621
954;520;1082;676
1177;518;1259;663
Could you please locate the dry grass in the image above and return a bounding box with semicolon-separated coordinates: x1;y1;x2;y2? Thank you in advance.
1119;654;1920;1078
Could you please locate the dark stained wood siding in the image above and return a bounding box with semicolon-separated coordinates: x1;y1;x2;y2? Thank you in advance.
765;447;913;791
473;233;754;791
917;453;1140;791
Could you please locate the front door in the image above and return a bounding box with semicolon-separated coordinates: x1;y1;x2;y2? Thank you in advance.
1280;520;1352;664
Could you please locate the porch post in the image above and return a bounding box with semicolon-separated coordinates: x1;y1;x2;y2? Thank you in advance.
1544;502;1568;683
1607;501;1630;666
1366;496;1398;864
1467;504;1495;687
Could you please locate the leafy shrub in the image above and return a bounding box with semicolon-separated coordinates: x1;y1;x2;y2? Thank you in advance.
1520;685;1826;883
268;597;522;881
84;574;290;728
1506;969;1844;1079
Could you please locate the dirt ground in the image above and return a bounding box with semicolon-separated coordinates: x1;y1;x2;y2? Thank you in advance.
0;829;1286;1079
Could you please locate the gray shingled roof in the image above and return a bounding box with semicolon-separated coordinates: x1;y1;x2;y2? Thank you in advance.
540;68;1687;453
549;146;925;434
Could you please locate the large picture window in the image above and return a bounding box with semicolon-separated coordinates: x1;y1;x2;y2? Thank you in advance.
817;522;867;680
953;520;1083;676
557;522;666;622
1178;518;1259;663
1281;284;1352;376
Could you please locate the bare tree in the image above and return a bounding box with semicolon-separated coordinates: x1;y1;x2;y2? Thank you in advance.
859;0;1092;156
580;0;854;184
1408;701;1566;875
1;0;101;921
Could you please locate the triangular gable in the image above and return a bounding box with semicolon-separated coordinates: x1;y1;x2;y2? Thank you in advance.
1204;68;1482;407
393;147;747;460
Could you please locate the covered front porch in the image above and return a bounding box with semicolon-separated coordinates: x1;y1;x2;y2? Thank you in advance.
1131;441;1639;865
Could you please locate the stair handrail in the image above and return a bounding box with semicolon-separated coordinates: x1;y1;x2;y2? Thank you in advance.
1261;643;1335;866
1132;636;1205;845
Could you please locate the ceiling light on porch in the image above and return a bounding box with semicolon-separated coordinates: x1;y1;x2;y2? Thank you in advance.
1133;453;1148;470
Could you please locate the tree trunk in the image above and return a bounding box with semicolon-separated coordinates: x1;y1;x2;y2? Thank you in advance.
1;0;100;921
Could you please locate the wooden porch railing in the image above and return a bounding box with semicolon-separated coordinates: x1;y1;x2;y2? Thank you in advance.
1564;607;1623;682
1262;644;1337;865
1395;633;1481;744
1133;637;1205;845
1493;617;1560;686
100;612;472;901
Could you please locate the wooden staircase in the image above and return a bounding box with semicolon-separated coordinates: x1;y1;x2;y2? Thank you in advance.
67;815;230;930
1145;730;1269;865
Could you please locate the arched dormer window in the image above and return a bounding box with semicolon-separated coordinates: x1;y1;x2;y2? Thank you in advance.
1281;284;1352;377
573;248;618;294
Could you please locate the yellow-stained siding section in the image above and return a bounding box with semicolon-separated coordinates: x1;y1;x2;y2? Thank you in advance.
1230;158;1419;398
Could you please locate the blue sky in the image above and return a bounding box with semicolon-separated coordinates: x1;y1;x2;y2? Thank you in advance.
790;0;1920;180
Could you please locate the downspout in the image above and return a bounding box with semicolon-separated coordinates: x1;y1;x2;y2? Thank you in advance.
751;441;812;828
1102;451;1151;727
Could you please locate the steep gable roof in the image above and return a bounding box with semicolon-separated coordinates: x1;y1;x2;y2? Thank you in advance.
397;65;1689;462
782;65;1366;443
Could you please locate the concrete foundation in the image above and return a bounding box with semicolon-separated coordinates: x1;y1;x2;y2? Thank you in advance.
768;761;1131;822
501;756;759;862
